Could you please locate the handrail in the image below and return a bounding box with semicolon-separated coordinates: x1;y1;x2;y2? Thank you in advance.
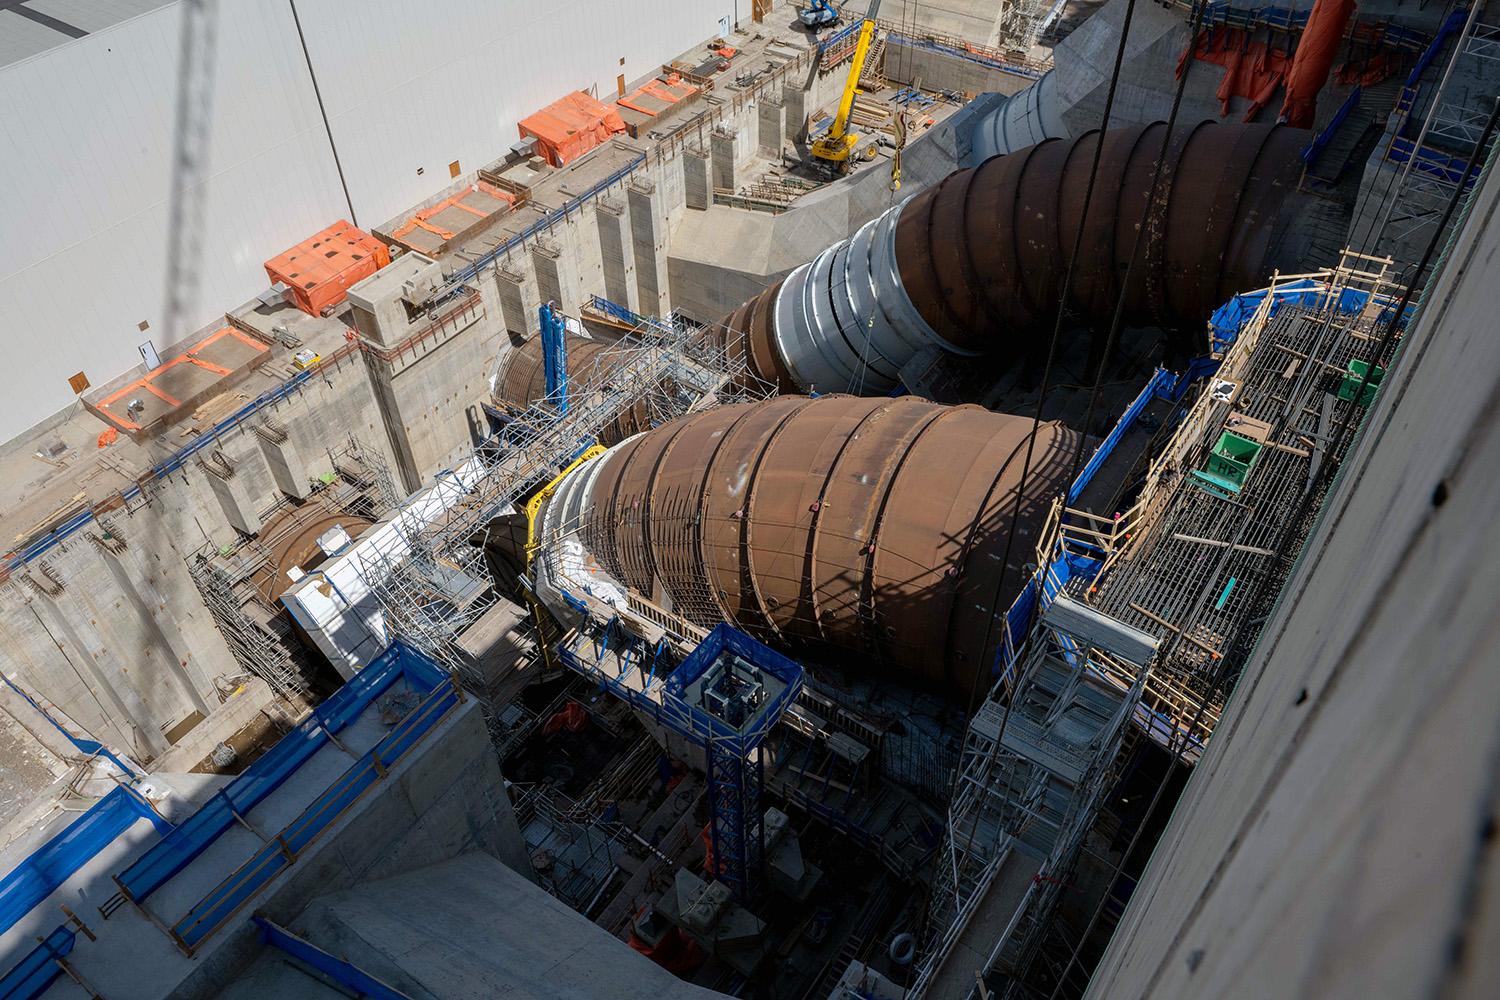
170;673;461;951
1302;86;1362;168
116;642;442;904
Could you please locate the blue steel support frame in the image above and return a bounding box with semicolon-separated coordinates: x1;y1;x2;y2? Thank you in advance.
557;620;803;903
539;302;568;415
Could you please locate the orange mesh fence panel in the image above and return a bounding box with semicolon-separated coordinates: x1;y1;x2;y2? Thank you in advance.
518;91;627;167
264;221;391;317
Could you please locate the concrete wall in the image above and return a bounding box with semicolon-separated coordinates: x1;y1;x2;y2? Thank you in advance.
176;698;531;998
0;352;399;761
0;0;735;447
882;39;1038;96
1086;155;1500;999
276;852;728;1000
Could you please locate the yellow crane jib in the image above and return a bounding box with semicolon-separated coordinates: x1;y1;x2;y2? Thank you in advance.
811;19;877;171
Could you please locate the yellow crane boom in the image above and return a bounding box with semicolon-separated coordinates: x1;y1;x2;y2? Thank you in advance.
811;19;877;170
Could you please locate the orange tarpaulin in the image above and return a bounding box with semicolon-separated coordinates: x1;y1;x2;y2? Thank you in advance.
1281;0;1358;127
519;91;627;167
1179;27;1292;122
617;73;700;117
265;221;390;317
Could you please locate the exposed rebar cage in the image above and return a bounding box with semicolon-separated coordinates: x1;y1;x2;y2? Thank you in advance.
1067;251;1406;758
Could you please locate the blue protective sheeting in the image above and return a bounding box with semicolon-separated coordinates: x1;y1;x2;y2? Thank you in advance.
0;925;74;1000
1208;279;1397;354
116;641;445;904
1068;368;1178;504
0;673;136;778
254;916;414;999
171;659;457;951
0;785;169;938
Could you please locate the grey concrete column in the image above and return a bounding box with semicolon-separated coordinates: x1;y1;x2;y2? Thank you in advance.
595;197;639;313
710;127;737;191
93;533;215;715
783;82;811;141
683;148;711;210
30;584;171;758
628;179;669;316
758;96;786;158
494;260;539;338
255;420;312;500
531;237;580;313
202;451;262;535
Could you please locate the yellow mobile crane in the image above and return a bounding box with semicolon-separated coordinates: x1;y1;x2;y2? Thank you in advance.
809;18;879;175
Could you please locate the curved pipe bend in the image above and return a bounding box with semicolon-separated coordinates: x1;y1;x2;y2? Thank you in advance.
718;121;1310;394
516;395;1080;699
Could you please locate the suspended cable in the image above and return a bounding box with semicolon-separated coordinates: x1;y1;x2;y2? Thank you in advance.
1064;0;1212;486
1044;94;1500;1000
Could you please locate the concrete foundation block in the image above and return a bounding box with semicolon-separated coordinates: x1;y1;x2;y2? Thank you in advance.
254;422;312;500
711;127;738;191
628;180;668;315
758;96;786;157
494;261;539;338
531;237;580;313
683;148;711;210
784;82;812;141
203;454;262;535
595;197;639;312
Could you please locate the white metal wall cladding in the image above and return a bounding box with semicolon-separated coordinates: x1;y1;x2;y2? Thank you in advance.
293;0;734;225
0;0;733;444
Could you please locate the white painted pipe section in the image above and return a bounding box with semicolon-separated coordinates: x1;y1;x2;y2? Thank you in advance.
967;70;1068;165
768;200;959;393
531;449;628;627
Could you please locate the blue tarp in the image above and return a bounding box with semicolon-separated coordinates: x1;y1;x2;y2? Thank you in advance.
0;673;136;778
254;917;413;1000
1208;279;1397;354
116;640;445;904
0;786;170;938
0;925;74;1000
173;671;459;950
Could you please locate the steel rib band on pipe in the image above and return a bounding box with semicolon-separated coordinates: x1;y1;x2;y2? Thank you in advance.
572;396;1080;696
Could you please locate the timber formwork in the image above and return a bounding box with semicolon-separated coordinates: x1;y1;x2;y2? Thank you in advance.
1054;253;1405;758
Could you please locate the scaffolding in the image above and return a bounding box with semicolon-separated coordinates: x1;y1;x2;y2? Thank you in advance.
1064;252;1404;758
187;435;398;696
513;783;635;912
363;311;772;735
909;606;1148;998
1376;4;1500;260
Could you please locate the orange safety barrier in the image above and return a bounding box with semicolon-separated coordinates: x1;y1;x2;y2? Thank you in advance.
264;221;391;317
391;181;518;242
519;91;627;167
